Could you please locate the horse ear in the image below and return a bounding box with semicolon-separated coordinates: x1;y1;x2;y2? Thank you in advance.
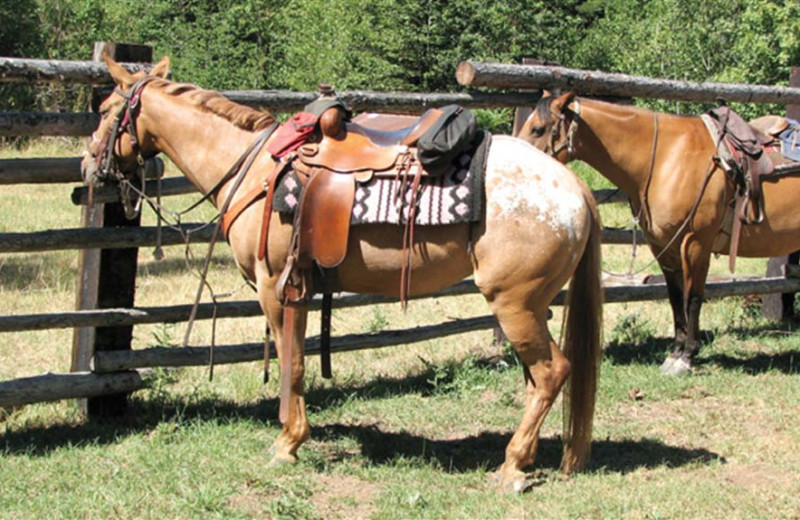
150;56;170;79
104;54;134;88
555;92;576;112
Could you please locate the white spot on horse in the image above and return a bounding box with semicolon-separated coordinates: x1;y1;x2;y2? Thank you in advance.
486;137;584;241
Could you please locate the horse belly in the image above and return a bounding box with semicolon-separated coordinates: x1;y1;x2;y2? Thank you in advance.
736;178;800;257
336;223;473;297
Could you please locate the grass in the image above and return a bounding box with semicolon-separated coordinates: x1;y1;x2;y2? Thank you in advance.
1;142;800;518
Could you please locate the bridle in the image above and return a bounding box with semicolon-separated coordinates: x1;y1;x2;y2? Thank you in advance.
86;76;160;218
89;76;157;186
536;98;581;160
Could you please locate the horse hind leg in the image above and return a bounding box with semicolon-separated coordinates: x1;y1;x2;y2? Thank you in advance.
488;295;571;492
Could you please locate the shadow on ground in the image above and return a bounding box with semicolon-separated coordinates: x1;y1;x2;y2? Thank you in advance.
603;337;674;366
1;354;721;477
312;422;722;475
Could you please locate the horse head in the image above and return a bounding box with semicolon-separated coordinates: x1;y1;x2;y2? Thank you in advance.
81;55;171;187
518;91;578;163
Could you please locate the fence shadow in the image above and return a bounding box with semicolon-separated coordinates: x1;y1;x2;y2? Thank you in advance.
0;401;722;478
0;357;509;456
603;336;674;366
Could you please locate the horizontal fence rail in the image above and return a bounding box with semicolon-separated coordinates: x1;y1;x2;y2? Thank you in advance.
0;158;83;183
0;223;214;253
0;188;633;253
0;370;150;408
456;61;800;105
0;57;152;84
1;276;798;333
0;157;162;185
1;91;539;137
88;275;800;372
0;221;642;253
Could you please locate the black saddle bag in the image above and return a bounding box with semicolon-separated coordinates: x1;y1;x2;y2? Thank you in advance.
416;105;477;176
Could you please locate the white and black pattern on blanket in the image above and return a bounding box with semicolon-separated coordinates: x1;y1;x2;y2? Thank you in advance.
273;132;489;226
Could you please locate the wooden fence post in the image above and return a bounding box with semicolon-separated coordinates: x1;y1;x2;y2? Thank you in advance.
763;66;800;322
71;42;152;417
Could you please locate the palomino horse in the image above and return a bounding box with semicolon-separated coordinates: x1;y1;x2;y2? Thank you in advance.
82;57;602;490
519;92;800;376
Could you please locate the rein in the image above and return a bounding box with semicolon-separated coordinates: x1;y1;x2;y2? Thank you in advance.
94;76;280;379
547;100;721;278
181;124;278;351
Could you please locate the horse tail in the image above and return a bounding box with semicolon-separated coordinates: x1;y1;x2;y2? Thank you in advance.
560;193;603;473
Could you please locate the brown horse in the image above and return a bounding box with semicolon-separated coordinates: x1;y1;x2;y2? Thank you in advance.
82;57;603;490
519;92;800;376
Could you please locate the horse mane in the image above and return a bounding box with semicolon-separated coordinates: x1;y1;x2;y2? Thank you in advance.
151;78;276;131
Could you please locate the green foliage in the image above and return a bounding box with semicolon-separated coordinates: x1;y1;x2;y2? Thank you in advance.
573;0;800;118
609;308;656;347
363;306;390;334
4;0;800;123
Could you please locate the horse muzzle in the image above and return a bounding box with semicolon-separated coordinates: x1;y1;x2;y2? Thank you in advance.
80;152;102;185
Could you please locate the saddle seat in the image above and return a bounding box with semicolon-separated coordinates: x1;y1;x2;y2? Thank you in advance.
749;115;790;138
295;107;441;179
350;109;442;147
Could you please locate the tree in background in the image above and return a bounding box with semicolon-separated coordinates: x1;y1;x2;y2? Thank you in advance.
3;0;800;123
574;0;800;118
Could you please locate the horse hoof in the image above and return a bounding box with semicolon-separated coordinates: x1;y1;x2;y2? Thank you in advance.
659;356;677;373
267;452;297;468
662;357;692;377
489;469;534;494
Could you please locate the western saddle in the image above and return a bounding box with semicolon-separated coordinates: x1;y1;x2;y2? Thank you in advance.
704;107;800;271
221;88;475;423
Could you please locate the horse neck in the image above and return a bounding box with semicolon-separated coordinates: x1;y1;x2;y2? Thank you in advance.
573;99;657;199
138;87;262;210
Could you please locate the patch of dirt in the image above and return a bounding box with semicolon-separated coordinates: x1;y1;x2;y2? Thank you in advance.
310;473;381;520
614;396;800;466
227;480;281;517
722;463;797;493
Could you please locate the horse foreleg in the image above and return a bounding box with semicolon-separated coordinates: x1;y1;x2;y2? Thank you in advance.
663;234;711;376
259;283;311;465
491;303;570;492
659;263;689;373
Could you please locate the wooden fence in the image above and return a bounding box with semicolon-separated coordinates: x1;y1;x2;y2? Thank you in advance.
2;44;800;413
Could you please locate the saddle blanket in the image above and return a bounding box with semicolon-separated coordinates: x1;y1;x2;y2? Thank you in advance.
273;131;490;226
776;118;800;162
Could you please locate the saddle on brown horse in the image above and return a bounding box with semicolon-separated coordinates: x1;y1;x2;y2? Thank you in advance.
221;88;479;419
702;106;798;270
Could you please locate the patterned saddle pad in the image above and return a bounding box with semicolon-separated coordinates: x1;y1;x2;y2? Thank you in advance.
273;132;490;226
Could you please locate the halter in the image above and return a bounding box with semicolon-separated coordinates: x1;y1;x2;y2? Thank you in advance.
544;98;581;160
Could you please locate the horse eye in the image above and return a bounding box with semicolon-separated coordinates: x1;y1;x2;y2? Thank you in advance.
531;125;546;137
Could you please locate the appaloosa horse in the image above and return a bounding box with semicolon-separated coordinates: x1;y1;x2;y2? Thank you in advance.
82;57;603;490
519;92;800;376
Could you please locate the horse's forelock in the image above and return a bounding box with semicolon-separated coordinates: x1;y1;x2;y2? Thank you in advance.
535;94;554;124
